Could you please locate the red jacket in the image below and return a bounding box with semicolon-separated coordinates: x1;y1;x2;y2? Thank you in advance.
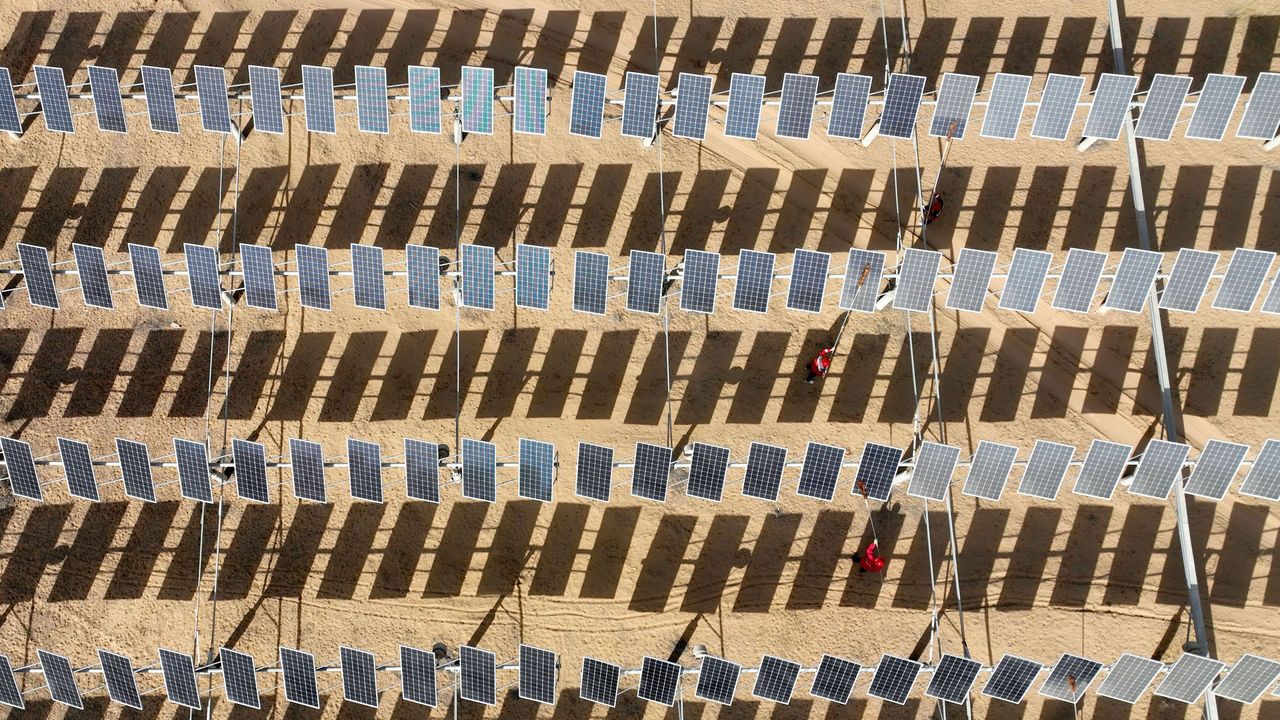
810;348;834;376
860;543;885;573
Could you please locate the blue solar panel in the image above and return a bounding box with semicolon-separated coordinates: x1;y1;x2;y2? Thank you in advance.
515;243;552;310
569;71;607;139
461;66;494;135
34;65;74;133
351;243;386;310
408;66;443;133
733;249;775;313
142;66;180;134
1186;74;1246;141
0;68;21;134
622;72;661;139
73;243;113;309
407;244;442;310
672;73;713;140
174;438;213;503
880;74;926;139
1082;73;1139;141
19;243;59;309
573;251;610;315
194;65;234;134
186;243;223;309
87;66;128;134
355;65;389;134
724;73;766;140
981;73;1033;140
240;243;277;310
461;243;495;310
828;73;874;139
785;248;830;312
680;249;720;314
776;73;819;139
1031;74;1086;140
248;65;285;134
513;66;548;136
302;65;336;134
929;73;980;138
626;250;665;314
296;244;331;310
1134;74;1192;141
1237;72;1280;140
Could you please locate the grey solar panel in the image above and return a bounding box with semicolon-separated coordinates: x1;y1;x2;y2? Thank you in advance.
348;438;384;503
142;66;180;134
514;66;548;136
460;66;494;135
622;72;661;139
1017;440;1075;500
1155;653;1225;704
982;73;1033;140
1072;439;1132;500
797;441;845;501
515;243;552;310
1184;439;1249;501
569;71;607;139
906;441;961;501
341;646;379;708
1264;272;1280;315
673;73;713;140
810;654;861;704
632;442;672;502
983;654;1042;704
174;438;213;502
828;73;873;139
0;655;23;709
518;438;555;502
407;244;442;310
680;249;720;313
400;645;438;707
695;656;741;705
893;248;942;312
302;65;336;134
279;647;320;709
742;442;788;501
998;247;1053;313
0;437;41;501
462;437;497;502
240;244;277;310
289;438;327;503
99;649;143;710
1129;439;1190;499
945;248;997;313
1159;249;1218;312
627;250;665;314
839;248;887;313
461;243;495;310
776;73;819;139
930;73;980;138
194;65;234;134
752;655;802;704
575;442;614;501
117;438;157;502
58;437;99;501
19;243;58;309
34;65;74;133
355;66;389;134
1052;248;1108;313
962;440;1019;501
0;68;22;134
87;66;127;134
853;442;904;502
248;65;285;135
580;657;621;707
1135;74;1192;141
1238;72;1280;140
687;442;731;502
72;244;112;309
159;648;201;710
352;243;386;310
404;438;441;503
38;650;83;709
1039;653;1103;702
1213;248;1274;312
518;645;558;705
460;645;496;706
184;243;223;310
638;656;682;706
785;249;830;313
573;251;610;315
868;655;922;705
1239;439;1280;501
725;73;766;140
1186;74;1246;141
1031;74;1086;140
1096;653;1163;704
231;438;269;503
1214;654;1280;705
1082;73;1139;140
129;243;169;309
220;647;260;709
733;250;776;313
880;73;926;139
408;66;443;134
1103;248;1163;313
296;244;331;310
925;654;983;705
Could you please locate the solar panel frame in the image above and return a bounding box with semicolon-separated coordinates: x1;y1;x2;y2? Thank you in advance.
231;438;270;503
99;649;143;710
627;250;666;314
518;644;558;705
461;243;495;310
34;65;74;133
839;248;887;313
0;437;41;501
1039;653;1104;702
998;247;1054;313
407;66;443;134
962;440;1019;501
1017;439;1075;500
893;248;942;312
117;438;157;502
982;654;1042;704
515;244;552;310
1031;74;1087;140
1186;73;1246;141
1159;249;1217;313
742;442;788;501
568;71;607;139
460;66;494;135
1104;247;1164;313
348;438;384;503
340;646;379;708
240;243;277;310
87;65;127;134
575;442;614;501
945;248;997;313
289;438;328;503
1237;72;1280;140
513;66;548;136
1096;653;1164;704
184;243;223;310
868;654;922;706
1214;654;1280;705
1155;653;1226;704
1134;74;1192;141
301;65;336;134
0;655;23;709
72;243;113;308
687;442;731;502
296;244;332;311
785;248;830;313
1239;439;1280;501
174;438;213;503
752;655;802;704
1052;248;1108;313
518;438;556;502
853;442;904;502
58;437;99;501
1184;439;1250;501
573;251;610;315
1129;439;1190;499
248;65;285;135
733;250;776;314
776;73;819;140
580;657;622;707
981;73;1033;140
638;656;682;706
404;439;441;503
460;645;497;706
351;243;387;310
906;441;961;501
621;72;661;139
400;645;438;707
1082;73;1139;140
39;650;84;709
129;243;169;309
0;68;22;134
724;73;766;140
461;437;498;503
695;656;741;706
929;73;980;138
810;654;861;704
141;65;180;134
19;243;58;309
828;73;874;139
880;73;926;139
354;65;389;134
193;65;234;134
1072;439;1133;500
673;73;713;140
680;249;720;314
407;244;442;310
279;647;321;709
925;654;983;705
632;442;672;502
1213;248;1274;312
159;648;202;710
797;441;845;501
220;647;261;709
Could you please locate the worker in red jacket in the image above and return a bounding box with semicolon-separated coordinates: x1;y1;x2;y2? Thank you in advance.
806;347;834;384
852;542;886;574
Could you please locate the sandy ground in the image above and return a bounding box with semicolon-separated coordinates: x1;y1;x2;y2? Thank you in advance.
0;0;1278;717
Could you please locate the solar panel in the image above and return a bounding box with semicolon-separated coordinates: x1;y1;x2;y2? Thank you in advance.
680;249;719;314
0;68;21;134
295;245;331;310
880;73;927;139
18;243;58;309
407;244;442;310
240;243;277;310
962;440;1019;501
355;66;389;134
1031;74;1086;140
0;654;24;709
632;442;672;501
1103;248;1163;313
87;65;127;133
1082;73;1139;140
930;73;980;138
638;656;682;706
828;73;874;139
1134;74;1192;141
868;655;922;705
231;438;269;503
141;66;180;133
621;72;661;139
174;438;213;503
1039;654;1103;702
1096;653;1163;704
982;654;1042;704
1072;439;1132;500
906;441;961;501
0;437;41;501
853;442;904;502
404;439;441;503
743;442;788;501
351;243;386;310
893;248;942;312
39;650;83;709
672;73;713;140
839;248;887;313
129;243;169;309
518;438;555;502
1214;654;1280;704
753;655;802;704
159;648;201;710
289;438;328;503
462;437;498;502
580;657;621;707
998;247;1054;313
687;442;731;502
407;66;443;134
945;248;997;313
460;645;496;706
1184;439;1250;501
725;73;766;140
184;243;223;310
733;250;776;313
99;649;142;710
1239;439;1280;501
797;441;845;501
1186;74;1246;141
925;654;983;705
1159;249;1218;312
776;73;819;139
220;647;261;709
627;250;665;314
1155;653;1225;704
1264;273;1280;315
1214;248;1274;312
518;644;558;705
810;654;861;704
1052;248;1108;313
193;65;234;134
302;65;336;134
785;249;830;313
117;438;157;502
33;65;74;133
461;243;495;310
573;251;610;315
1129;439;1190;499
695;656;741;705
248;65;285;135
515;244;552;310
982;73;1033;139
58;437;99;501
279;648;320;709
400;645;438;707
460;66;494;135
1238;72;1280;140
575;442;614;501
340;646;379;708
569;71;607;139
348;438;384;503
514;66;548;136
1017;440;1075;500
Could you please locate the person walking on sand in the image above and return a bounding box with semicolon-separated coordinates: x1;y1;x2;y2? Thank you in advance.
806;347;834;384
852;542;886;574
